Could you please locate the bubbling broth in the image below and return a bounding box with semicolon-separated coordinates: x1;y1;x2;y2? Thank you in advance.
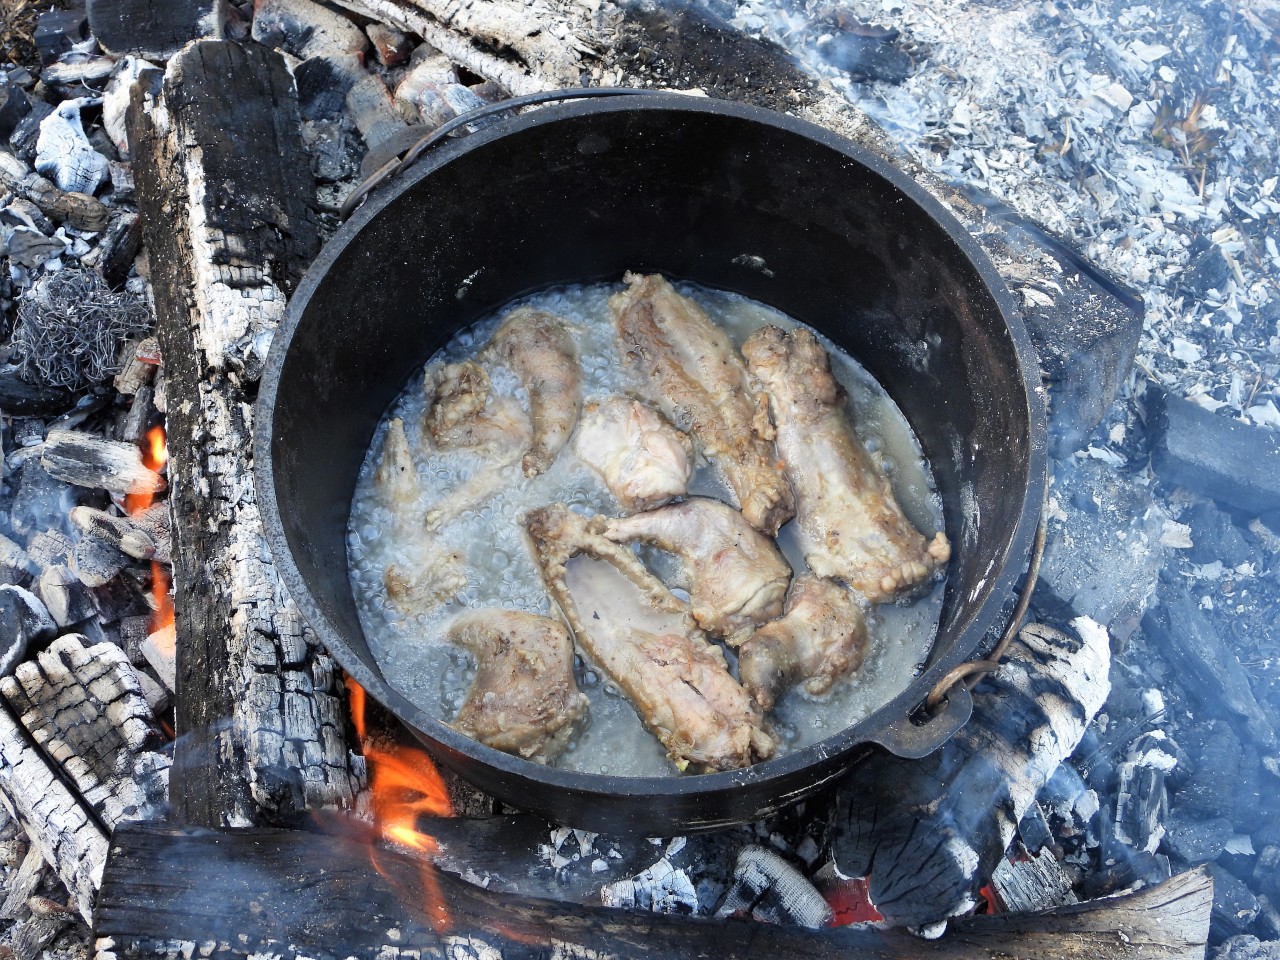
347;279;946;777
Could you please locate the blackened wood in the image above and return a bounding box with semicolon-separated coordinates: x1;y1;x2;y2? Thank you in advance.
830;622;1111;928
92;822;1213;960
40;431;164;497
87;0;228;60
0;151;109;232
127;40;360;828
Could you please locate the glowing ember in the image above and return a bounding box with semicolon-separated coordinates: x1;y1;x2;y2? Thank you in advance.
345;675;454;932
125;426;174;633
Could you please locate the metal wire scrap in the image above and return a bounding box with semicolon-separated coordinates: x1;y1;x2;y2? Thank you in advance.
11;268;153;390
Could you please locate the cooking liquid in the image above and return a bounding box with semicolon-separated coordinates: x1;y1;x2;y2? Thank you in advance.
347;281;946;777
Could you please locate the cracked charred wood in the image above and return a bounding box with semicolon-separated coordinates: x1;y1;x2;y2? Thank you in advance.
829;621;1112;928
40;431;164;498
0;151;109;232
127;39;362;827
93;823;1214;960
87;0;229;60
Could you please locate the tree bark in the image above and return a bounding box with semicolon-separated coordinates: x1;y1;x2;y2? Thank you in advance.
127;39;363;828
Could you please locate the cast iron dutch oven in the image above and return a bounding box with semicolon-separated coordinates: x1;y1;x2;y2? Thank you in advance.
257;92;1047;835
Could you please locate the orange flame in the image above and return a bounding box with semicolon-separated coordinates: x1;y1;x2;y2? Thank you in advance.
125;426;174;633
345;675;454;933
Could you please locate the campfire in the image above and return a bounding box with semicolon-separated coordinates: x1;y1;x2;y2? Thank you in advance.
1;0;1277;958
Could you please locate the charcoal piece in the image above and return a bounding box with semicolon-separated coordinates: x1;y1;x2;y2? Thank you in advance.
0;365;75;417
81;212;142;290
0;81;31;140
714;846;833;927
0;534;37;587
37;563;95;628
9;465;75;541
1181;241;1233;295
34;9;88;66
24;529;74;571
8;99;53;164
1178;723;1244;820
87;0;228;59
1186;500;1254;568
1163;814;1232;865
71;533;127;588
0;585;57;675
990;850;1078;911
1078;848;1171;900
294;58;353;120
818;31;912;83
1149;386;1280;515
1211;865;1261;942
299;119;360;183
367;23;412;66
89;574;148;625
1115;761;1167;853
1142;589;1275;749
1035;456;1164;643
1212;936;1280;960
117;614;151;666
1018;800;1056;855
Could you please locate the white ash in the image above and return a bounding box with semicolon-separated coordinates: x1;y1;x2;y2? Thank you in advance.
739;0;1280;436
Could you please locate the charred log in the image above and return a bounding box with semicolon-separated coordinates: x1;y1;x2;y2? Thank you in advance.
93;822;1213;960
127;39;362;827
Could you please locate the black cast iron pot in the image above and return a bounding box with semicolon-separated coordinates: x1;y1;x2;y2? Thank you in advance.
257;93;1047;835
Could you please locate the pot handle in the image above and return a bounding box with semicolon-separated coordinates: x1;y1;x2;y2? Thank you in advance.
340;87;665;220
869;684;973;759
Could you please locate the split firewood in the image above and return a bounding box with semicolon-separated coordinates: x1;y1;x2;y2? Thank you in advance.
0;700;108;921
0;846;47;920
0;634;163;829
94;823;1214;960
0;151;109;232
829;620;1111;928
111;338;159;397
40;431;164;498
70;505;171;566
128;39;362;826
37;565;95;629
990;850;1079;912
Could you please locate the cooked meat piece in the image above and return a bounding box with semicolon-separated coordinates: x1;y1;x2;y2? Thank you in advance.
738;575;868;711
525;503;775;772
574;396;694;512
424;360;531;457
610;273;794;535
372;418;420;510
742;325;950;602
384;550;466;616
603;497;790;641
488;307;582;477
447;609;589;763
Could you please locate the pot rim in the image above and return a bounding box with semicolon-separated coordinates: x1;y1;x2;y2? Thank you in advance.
257;92;1048;799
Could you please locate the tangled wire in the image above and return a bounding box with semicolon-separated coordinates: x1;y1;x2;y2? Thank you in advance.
11;269;153;391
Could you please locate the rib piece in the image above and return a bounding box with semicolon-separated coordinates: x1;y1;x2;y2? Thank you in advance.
447;610;589;763
610;273;795;534
525;503;775;772
487;307;582;477
603;497;791;641
737;575;868;711
573;396;694;513
742;325;950;603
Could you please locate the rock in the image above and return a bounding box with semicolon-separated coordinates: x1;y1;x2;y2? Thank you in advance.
0;81;31;140
1143;590;1276;749
1149;385;1280;514
1163;813;1232;864
1186;500;1254;568
0;585;57;676
1034;455;1165;643
818;31;913;84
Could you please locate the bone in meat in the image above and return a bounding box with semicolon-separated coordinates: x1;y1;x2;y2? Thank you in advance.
487;307;582;478
742;325;950;602
603;497;791;641
447;609;589;763
525;503;775;771
737;574;868;711
610;273;795;534
573;395;694;512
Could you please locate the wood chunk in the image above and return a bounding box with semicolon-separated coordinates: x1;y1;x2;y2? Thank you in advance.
0;536;38;586
0;586;57;677
991;850;1079;912
87;0;229;60
95;823;1215;960
112;338;157;395
0;844;46;920
141;624;175;692
25;530;72;572
9;914;69;960
0;693;109;921
1149;385;1280;514
69;505;169;565
82;211;142;290
41;431;164;498
37;565;95;629
119;383;155;444
714;845;834;927
128;40;359;827
0;150;109;232
71;534;128;588
367;23;412;65
829;620;1112;927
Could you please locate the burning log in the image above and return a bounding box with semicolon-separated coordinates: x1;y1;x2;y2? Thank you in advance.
93;822;1213;960
127;39;362;826
829;620;1112;928
40;431;164;498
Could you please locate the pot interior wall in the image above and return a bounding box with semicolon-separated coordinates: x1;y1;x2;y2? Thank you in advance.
262;98;1042;830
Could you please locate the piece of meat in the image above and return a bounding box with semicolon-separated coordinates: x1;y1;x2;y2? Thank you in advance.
737;575;868;711
447;609;589;763
603;497;791;641
424;360;531;457
742;325;950;603
525;503;775;772
372;418;420;510
487;307;582;477
610;273;795;534
573;396;694;513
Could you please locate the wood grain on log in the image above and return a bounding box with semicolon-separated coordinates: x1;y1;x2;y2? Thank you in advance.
40;431;164;497
87;0;228;60
830;621;1111;928
92;823;1213;960
0;151;109;232
127;39;362;827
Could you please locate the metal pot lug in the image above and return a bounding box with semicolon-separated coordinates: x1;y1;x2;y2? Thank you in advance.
870;685;973;759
